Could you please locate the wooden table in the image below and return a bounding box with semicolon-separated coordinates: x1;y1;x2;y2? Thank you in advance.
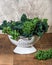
0;33;52;65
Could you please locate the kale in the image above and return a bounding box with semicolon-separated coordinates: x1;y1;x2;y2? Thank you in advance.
2;26;20;40
0;14;49;39
34;22;44;37
22;17;41;37
35;49;52;60
2;20;8;27
34;19;48;37
9;20;16;30
21;13;32;23
10;30;20;40
22;21;35;37
21;14;27;22
2;26;12;34
0;20;8;30
13;23;23;35
42;19;48;32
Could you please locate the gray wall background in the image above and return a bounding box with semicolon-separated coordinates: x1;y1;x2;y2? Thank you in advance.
0;0;52;32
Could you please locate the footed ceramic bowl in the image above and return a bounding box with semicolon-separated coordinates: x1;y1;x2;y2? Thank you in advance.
8;35;40;54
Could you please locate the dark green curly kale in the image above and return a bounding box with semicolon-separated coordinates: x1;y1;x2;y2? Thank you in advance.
34;19;48;37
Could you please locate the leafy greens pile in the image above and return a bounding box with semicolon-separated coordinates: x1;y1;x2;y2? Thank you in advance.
0;14;49;40
35;49;52;60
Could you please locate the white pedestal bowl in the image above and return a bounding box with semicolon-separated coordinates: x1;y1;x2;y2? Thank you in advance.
8;35;40;54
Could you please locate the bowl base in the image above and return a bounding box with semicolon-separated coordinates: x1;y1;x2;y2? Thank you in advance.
13;46;37;54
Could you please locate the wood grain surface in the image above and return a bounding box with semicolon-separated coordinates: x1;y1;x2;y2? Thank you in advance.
0;33;52;65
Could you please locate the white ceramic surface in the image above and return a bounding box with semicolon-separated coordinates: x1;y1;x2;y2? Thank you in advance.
13;46;36;54
8;35;35;47
8;35;40;54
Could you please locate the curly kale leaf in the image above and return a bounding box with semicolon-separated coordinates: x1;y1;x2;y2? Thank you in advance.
0;20;8;30
10;30;20;40
21;13;32;23
22;21;35;37
42;19;48;32
34;22;44;37
34;19;48;37
35;49;52;60
21;14;27;22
